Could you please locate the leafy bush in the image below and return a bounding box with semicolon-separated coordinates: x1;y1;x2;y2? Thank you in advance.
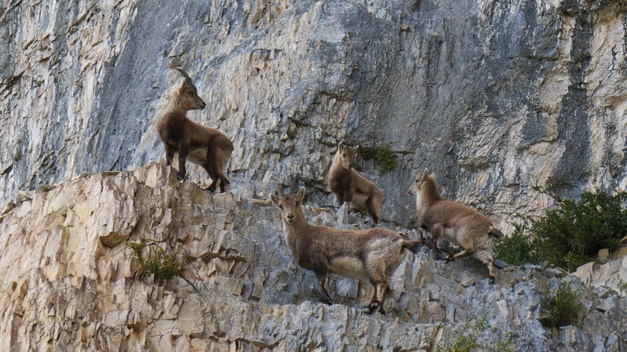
539;281;581;327
128;239;186;280
495;190;627;271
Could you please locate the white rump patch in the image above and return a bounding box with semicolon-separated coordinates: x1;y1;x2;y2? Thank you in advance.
443;228;457;243
328;256;368;280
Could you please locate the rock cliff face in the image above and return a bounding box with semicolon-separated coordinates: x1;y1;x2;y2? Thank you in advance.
0;164;625;351
1;0;627;350
1;0;626;229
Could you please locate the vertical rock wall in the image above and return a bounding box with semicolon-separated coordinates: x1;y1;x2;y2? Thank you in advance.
1;0;626;228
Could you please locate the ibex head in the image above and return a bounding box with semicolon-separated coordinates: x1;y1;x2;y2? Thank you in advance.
408;168;436;195
271;186;306;225
174;68;206;111
336;141;359;170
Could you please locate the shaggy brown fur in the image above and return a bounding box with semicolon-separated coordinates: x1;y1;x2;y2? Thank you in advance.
271;186;422;314
156;68;234;192
327;141;384;224
408;168;504;282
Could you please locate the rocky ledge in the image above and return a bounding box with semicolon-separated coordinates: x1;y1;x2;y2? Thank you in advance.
0;164;625;351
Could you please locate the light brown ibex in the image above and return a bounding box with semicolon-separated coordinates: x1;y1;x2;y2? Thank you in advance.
271;186;422;314
408;168;504;282
156;68;234;192
327;141;384;224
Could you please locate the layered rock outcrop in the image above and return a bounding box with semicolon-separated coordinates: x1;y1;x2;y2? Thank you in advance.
0;164;625;351
1;0;627;350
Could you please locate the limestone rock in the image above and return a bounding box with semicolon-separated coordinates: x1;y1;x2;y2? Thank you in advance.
1;0;626;234
0;164;624;351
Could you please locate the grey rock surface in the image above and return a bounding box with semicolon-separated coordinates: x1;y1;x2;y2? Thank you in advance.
1;0;626;233
1;1;627;350
0;163;624;351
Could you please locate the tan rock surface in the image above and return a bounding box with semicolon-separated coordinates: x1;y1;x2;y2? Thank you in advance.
0;164;625;351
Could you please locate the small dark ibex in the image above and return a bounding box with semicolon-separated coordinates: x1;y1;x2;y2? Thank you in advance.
156;68;234;192
408;168;504;282
327;141;384;224
271;186;422;314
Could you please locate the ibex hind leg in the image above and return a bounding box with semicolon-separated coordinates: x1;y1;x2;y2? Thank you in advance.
366;194;382;226
365;262;389;314
201;164;219;192
207;147;232;193
219;176;230;193
430;223;445;260
474;250;497;284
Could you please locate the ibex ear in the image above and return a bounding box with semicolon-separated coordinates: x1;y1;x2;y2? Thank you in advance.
430;173;436;180
270;193;280;206
339;141;346;148
353;145;359;152
296;186;306;201
178;79;188;92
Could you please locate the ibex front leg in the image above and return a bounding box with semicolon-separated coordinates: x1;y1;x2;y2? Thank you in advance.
176;141;189;180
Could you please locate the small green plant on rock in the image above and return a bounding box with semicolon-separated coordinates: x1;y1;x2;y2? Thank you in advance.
360;144;398;174
437;313;513;352
286;124;299;140
539;281;581;328
128;238;186;281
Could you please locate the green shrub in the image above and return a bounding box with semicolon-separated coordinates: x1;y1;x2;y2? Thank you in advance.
360;145;398;174
539;281;581;327
494;222;535;266
495;190;627;271
128;239;186;281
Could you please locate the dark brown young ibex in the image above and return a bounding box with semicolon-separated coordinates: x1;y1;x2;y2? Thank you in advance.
156;68;234;192
271;186;422;314
327;141;384;224
408;168;504;282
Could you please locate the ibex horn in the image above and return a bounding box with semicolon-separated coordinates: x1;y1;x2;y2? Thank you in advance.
289;175;298;193
174;67;194;85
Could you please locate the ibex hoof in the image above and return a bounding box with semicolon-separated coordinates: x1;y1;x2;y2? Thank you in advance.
319;297;333;305
365;302;380;314
176;173;185;181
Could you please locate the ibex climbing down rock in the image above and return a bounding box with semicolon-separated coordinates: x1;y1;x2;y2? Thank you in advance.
408;168;504;282
156;68;234;192
327;141;384;224
271;186;422;314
